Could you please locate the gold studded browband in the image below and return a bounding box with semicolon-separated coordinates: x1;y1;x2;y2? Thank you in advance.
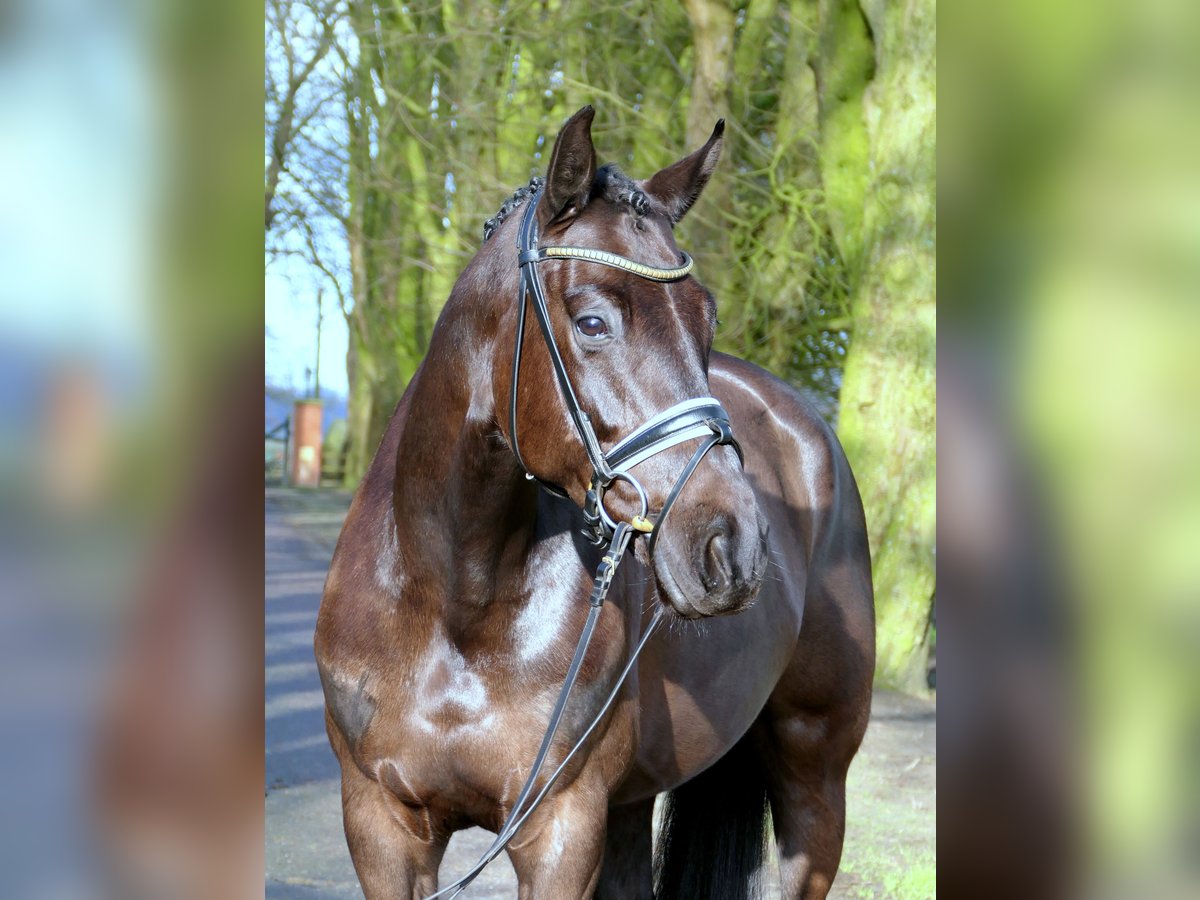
529;245;694;282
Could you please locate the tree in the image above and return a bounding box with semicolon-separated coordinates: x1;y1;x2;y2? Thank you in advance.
818;0;936;691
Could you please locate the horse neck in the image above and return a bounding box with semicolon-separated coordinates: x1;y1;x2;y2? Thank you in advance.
389;290;544;626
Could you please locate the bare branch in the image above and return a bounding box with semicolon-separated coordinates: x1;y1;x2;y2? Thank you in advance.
265;0;344;230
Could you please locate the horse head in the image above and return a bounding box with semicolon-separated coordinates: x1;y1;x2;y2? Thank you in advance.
490;106;768;618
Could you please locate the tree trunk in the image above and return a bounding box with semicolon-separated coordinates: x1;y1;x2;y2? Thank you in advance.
834;0;936;691
812;0;875;279
681;0;736;284
683;0;734;147
342;327;373;488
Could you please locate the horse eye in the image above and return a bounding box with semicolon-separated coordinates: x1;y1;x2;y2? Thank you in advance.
575;315;609;338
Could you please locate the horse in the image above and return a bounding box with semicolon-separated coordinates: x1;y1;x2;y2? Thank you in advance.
314;106;875;899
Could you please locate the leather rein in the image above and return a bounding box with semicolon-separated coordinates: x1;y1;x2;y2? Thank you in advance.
428;189;741;898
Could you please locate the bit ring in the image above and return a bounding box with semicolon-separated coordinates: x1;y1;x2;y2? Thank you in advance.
596;471;650;534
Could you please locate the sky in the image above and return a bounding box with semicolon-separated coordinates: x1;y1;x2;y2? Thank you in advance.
265;3;352;400
264;251;349;399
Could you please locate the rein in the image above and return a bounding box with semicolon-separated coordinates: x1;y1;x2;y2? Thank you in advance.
428;190;740;898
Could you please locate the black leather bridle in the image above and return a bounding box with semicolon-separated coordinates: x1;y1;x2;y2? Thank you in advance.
428;188;742;899
509;186;743;552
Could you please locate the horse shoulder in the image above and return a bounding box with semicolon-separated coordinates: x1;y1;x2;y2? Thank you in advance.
709;352;875;717
314;391;413;750
708;351;862;566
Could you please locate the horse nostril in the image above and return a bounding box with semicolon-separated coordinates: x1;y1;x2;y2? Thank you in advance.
702;528;733;593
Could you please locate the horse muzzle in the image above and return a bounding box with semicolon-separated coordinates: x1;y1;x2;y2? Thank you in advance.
652;494;769;619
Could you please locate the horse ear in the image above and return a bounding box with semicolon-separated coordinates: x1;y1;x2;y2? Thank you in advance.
644;120;724;224
538;105;597;229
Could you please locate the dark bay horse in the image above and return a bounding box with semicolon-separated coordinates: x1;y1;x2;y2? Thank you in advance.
315;106;875;899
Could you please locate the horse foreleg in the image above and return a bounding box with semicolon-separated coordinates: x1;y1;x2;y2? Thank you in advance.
594;797;654;899
758;705;867;900
338;751;448;900
505;779;608;900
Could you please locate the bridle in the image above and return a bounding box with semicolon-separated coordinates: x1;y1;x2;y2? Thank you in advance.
509;186;743;552
428;188;742;898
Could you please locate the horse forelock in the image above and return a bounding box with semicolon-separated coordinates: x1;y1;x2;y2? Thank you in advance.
590;164;654;217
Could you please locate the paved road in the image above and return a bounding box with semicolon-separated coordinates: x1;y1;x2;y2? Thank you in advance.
265;492;518;899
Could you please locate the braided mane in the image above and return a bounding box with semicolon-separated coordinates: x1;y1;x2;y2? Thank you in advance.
481;165;652;243
482;176;544;242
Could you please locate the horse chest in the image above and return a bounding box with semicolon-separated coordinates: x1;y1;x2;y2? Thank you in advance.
365;649;555;810
388;644;501;739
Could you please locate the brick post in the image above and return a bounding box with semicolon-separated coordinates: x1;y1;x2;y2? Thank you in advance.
291;399;323;487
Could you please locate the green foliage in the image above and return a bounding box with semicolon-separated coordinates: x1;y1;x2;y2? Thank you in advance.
840;852;936;900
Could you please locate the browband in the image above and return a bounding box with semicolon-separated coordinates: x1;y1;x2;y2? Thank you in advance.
519;245;693;282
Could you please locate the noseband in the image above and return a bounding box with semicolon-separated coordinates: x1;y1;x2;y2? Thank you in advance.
429;189;742;898
509;186;742;552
